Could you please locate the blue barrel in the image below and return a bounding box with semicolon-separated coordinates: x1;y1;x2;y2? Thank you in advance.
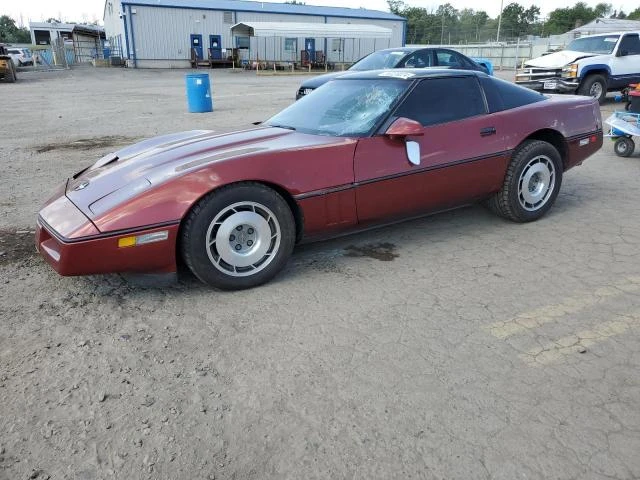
185;73;213;113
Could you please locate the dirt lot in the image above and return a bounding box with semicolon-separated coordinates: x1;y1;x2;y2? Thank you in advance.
1;67;640;480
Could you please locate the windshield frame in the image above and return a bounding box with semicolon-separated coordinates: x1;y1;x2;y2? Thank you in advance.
265;77;417;138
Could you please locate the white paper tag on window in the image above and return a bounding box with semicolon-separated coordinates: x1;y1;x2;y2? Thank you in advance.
196;79;202;85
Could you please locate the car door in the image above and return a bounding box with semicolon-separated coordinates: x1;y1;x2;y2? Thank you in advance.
353;75;508;225
610;33;640;87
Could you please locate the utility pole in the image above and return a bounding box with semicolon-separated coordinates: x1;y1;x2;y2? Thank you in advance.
441;10;445;44
496;0;504;42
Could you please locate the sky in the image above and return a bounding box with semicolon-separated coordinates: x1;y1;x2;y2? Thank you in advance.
5;0;639;27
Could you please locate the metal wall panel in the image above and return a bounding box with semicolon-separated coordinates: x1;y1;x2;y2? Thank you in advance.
237;15;402;63
325;17;403;63
109;3;405;64
104;0;128;57
128;6;228;60
234;12;324;63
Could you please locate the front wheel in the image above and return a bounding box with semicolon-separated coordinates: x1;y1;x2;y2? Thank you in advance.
5;63;16;83
614;137;635;157
578;74;607;103
180;183;296;290
486;140;563;223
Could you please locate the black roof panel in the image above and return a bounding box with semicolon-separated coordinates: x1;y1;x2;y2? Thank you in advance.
334;68;487;80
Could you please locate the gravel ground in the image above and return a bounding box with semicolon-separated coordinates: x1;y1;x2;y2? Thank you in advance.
1;67;640;480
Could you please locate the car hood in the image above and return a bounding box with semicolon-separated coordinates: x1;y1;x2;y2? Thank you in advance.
65;127;324;219
299;71;348;89
523;50;597;68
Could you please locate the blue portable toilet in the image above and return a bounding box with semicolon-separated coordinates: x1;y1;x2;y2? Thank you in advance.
185;73;213;113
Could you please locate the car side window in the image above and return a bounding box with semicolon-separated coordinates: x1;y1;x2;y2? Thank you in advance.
618;34;640;56
436;50;464;68
401;50;433;68
481;76;545;112
479;77;504;113
394;76;486;127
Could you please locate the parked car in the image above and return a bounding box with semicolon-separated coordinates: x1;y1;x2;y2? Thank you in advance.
7;47;33;66
295;47;493;99
515;31;640;103
473;57;494;75
0;43;17;82
36;69;602;290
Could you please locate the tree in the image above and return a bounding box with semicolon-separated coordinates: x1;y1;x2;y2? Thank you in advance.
387;0;406;15
458;9;489;42
435;3;458;43
628;7;640;20
386;0;545;44
544;2;599;34
0;15;31;43
500;3;540;39
593;3;612;18
387;0;441;44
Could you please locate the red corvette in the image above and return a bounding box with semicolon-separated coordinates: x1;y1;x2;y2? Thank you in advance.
36;70;602;289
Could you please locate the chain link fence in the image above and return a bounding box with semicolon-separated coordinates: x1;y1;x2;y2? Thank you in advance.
25;37;123;70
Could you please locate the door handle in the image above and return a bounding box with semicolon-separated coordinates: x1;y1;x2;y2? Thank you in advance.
480;127;496;137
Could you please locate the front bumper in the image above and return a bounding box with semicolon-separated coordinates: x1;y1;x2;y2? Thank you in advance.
515;77;579;93
36;195;179;276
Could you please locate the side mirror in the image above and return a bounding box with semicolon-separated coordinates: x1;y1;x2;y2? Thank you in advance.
385;117;423;166
617;49;628;57
385;117;424;139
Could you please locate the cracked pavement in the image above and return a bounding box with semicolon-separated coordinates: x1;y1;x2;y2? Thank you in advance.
0;68;639;479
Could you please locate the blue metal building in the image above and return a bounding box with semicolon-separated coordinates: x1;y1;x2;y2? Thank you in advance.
102;0;405;68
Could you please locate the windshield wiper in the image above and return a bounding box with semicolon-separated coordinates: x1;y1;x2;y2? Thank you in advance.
269;124;296;131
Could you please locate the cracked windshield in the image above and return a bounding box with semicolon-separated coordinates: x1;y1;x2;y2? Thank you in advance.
266;79;408;136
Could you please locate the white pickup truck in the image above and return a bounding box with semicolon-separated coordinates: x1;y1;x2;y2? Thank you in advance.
515;31;640;103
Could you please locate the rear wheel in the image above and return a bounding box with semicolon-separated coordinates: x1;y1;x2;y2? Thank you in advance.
181;183;296;290
614;137;635;157
578;74;607;103
5;62;16;83
486;140;562;222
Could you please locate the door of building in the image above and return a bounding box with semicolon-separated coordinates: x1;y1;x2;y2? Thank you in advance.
190;34;203;60
305;38;315;63
209;35;222;60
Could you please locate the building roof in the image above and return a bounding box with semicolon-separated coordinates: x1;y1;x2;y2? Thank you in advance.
29;21;76;31
29;21;105;35
119;0;404;21
231;21;393;38
569;18;640;35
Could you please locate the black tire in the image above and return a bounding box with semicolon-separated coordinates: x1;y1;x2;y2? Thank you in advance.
578;74;607;103
5;63;16;83
486;140;563;223
614;137;635;157
180;182;296;290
